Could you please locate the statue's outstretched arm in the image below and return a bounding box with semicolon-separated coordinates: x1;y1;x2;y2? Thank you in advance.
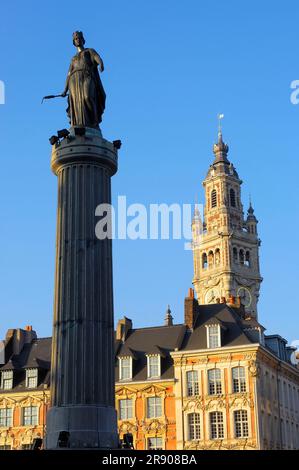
62;63;73;96
91;49;104;72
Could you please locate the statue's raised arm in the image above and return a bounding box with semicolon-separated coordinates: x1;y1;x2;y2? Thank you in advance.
63;31;106;129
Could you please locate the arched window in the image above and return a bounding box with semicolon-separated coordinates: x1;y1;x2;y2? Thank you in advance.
215;249;220;265
186;371;199;397
233;247;238;263
202;253;207;269
232;367;246;393
211;189;217;208
208;250;214;266
239;249;245;265
230;188;236;207
245;251;250;267
208;369;222;395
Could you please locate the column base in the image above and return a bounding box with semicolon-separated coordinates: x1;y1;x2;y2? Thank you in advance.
45;405;119;449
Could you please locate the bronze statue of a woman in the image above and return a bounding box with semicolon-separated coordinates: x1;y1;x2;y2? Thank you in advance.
62;31;106;129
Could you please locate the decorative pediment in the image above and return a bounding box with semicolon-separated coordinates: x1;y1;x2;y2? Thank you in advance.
115;386;137;398
139;384;167;396
0;396;17;406
14;395;41;407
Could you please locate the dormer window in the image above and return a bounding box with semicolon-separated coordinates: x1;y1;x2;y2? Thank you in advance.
1;371;13;390
119;357;132;381
206;325;221;349
147;355;161;379
26;368;38;388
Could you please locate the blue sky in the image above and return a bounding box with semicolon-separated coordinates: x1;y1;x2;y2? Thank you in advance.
0;1;298;344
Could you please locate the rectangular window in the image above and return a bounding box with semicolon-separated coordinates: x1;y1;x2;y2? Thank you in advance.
186;371;199;396
232;367;246;393
147;356;160;378
0;445;11;450
119;357;131;381
210;411;224;439
188;413;201;440
0;408;12;427
147;437;163;450
147;397;162;419
234;410;249;438
119;399;133;420
1;371;13;390
26;369;38;388
208;369;222;395
22;406;38;426
207;325;220;348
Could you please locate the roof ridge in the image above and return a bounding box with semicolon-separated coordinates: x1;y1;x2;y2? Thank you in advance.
129;324;184;332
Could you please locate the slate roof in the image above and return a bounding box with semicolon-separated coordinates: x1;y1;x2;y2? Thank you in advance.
180;304;260;351
0;303;293;392
0;338;51;392
115;324;186;382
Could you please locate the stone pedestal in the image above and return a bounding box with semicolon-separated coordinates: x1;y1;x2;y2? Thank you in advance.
45;127;119;449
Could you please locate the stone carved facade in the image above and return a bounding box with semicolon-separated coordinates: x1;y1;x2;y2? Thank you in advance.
172;345;299;450
0;391;50;450
192;132;262;318
115;382;176;450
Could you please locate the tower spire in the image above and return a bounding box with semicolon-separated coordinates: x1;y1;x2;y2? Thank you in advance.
192;127;262;319
213;114;229;163
164;305;173;326
218;113;224;139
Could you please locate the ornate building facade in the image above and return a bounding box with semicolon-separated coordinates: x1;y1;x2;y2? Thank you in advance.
192;131;262;318
0;132;298;450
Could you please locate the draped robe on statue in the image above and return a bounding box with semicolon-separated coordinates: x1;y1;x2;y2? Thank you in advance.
65;48;106;128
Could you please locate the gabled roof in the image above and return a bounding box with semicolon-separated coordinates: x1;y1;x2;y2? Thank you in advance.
180;304;257;351
145;345;167;357
117;344;138;360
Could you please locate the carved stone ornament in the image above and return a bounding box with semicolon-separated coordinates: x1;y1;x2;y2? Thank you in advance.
203;277;221;288
118;421;138;435
235;276;256;287
248;360;260;377
142;419;167;434
183;397;204;412
204;396;226;410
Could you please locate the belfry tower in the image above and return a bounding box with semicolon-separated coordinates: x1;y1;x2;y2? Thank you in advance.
192;128;262;318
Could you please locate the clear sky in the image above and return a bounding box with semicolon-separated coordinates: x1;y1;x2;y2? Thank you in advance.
0;1;298;345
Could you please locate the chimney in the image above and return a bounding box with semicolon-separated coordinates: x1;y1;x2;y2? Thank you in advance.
116;317;132;342
5;327;37;356
184;288;198;330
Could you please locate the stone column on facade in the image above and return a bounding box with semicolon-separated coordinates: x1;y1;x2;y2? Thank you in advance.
45;127;119;449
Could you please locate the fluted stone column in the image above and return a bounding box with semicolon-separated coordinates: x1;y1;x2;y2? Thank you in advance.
45;127;119;449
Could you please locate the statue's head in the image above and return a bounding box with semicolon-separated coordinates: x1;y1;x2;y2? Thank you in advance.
73;31;85;47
